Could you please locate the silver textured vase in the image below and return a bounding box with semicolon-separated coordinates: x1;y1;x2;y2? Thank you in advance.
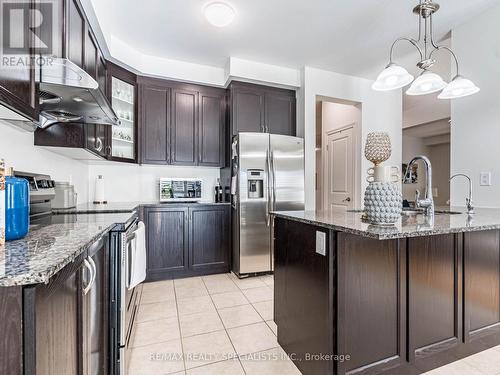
364;182;402;225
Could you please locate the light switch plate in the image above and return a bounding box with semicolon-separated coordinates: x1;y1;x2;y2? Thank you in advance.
480;172;492;186
316;231;326;256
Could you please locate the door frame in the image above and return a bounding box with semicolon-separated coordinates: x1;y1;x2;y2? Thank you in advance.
322;123;358;211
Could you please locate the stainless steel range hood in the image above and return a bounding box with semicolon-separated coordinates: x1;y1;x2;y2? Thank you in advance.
39;58;120;128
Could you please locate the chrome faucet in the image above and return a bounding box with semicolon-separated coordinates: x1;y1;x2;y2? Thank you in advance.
449;173;474;214
405;155;434;216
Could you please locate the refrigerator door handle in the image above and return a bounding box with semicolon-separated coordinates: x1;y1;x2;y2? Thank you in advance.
270;151;277;211
265;149;271;227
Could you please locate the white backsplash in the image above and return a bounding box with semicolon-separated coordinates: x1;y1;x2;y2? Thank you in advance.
87;161;221;203
0;121;90;203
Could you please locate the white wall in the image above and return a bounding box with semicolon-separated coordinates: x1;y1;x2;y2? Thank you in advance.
0;122;90;202
298;67;402;210
451;4;500;208
428;142;450;206
87;161;221;203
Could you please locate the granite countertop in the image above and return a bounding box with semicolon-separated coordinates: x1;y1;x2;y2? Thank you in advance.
0;212;135;287
272;207;500;240
1;201;231;287
54;201;231;214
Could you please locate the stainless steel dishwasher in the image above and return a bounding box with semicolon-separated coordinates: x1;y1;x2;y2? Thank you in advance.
108;213;141;375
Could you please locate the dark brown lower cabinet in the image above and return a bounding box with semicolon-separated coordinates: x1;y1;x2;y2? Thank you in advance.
464;231;500;342
0;287;23;375
145;206;190;280
273;218;500;375
337;233;406;375
189;205;230;274
144;204;230;281
407;234;462;369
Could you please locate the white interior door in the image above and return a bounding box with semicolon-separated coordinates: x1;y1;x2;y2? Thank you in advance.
326;126;354;210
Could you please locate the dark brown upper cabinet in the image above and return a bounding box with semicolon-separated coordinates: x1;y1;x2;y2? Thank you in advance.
107;62;138;163
97;52;107;97
265;92;296;136
66;0;85;68
138;77;226;167
170;88;198;165
0;0;39;121
84;30;98;80
231;85;265;133
139;81;170;164
198;89;226;167
229;81;296;136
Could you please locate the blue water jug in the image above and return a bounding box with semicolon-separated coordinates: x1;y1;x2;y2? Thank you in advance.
5;176;29;241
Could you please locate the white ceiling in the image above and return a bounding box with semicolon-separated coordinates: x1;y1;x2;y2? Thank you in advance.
96;0;499;79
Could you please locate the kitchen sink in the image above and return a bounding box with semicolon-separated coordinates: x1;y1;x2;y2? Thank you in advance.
435;210;462;215
347;208;462;216
402;208;462;215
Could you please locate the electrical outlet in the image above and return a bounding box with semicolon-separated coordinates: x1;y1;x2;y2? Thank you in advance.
480;172;492;186
316;231;326;256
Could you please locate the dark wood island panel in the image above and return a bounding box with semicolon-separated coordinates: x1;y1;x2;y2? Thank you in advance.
0;287;23;375
273;217;500;375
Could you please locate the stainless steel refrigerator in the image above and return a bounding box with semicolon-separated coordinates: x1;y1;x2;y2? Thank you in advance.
231;133;305;277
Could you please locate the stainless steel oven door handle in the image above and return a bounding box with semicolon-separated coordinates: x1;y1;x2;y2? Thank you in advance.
119;231;127;344
83;258;93;295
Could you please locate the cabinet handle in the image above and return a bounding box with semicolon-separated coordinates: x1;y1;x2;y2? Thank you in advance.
83;259;93;295
105;145;111;156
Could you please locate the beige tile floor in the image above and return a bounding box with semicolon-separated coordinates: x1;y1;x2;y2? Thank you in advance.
129;273;500;375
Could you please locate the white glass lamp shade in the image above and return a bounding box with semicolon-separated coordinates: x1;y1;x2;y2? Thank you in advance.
406;71;446;96
204;2;236;27
438;76;480;99
372;64;414;91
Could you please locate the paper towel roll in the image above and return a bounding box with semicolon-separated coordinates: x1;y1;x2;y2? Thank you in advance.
94;175;106;204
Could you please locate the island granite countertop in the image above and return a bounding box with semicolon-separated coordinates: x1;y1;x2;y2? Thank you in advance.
0;212;136;287
272;207;500;240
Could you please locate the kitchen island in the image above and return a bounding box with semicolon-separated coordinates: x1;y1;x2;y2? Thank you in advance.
0;211;137;375
272;208;500;375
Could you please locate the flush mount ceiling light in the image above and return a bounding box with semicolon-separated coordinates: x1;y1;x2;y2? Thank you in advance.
204;2;236;27
372;0;479;99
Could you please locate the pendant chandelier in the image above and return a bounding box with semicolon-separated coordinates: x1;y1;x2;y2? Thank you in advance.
372;0;479;99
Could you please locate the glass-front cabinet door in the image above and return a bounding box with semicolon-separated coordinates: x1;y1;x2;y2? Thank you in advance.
111;77;136;160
